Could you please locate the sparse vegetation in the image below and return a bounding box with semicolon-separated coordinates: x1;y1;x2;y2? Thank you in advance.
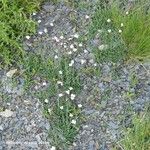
120;110;150;150
0;0;150;149
0;0;43;67
88;0;150;62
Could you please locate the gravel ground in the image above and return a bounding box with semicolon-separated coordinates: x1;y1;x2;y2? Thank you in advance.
0;1;150;150
0;71;51;149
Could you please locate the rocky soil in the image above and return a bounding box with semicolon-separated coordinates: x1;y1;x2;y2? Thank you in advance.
0;1;150;150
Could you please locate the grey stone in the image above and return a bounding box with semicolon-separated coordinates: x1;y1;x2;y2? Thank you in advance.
43;5;55;13
0;125;3;131
108;121;119;129
88;140;96;150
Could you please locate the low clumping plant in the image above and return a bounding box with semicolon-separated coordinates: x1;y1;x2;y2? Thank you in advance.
47;99;82;149
120;111;150;150
0;0;43;67
89;0;150;63
89;1;126;63
111;0;150;60
21;52;82;149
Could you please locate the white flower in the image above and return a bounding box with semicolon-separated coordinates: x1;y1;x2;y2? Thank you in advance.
38;20;41;23
126;11;129;15
98;29;103;33
119;29;122;33
44;28;48;33
70;94;76;100
81;59;86;65
73;142;77;146
84;49;88;53
79;43;83;47
67;51;72;55
60;35;64;39
108;29;111;33
73;33;79;39
53;36;59;42
69;63;73;67
58;93;63;97
99;44;105;50
71;119;76;125
85;15;90;19
64;45;67;48
69;87;73;90
59;70;63;75
73;48;77;52
68;37;73;41
50;146;56;150
38;31;43;35
71;60;74;64
69;60;74;66
69;113;73;117
107;19;111;23
60;106;64;110
50;22;54;26
65;90;70;95
56;38;59;43
70;44;74;49
57;81;63;86
54;55;58;59
121;23;124;27
43;82;47;86
44;99;49;103
98;44;108;50
94;63;97;67
26;36;30;40
48;108;51;113
89;59;94;63
32;12;36;16
78;104;82;108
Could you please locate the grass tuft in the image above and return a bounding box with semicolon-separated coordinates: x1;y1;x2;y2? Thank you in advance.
120;110;150;150
88;0;150;63
48;99;81;149
0;0;43;67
